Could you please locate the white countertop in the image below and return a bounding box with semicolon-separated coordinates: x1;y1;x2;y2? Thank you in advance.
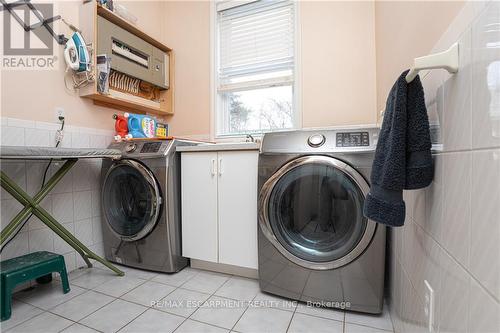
177;142;260;152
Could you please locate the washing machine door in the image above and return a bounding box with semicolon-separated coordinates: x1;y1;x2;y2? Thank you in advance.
102;159;162;241
259;155;376;270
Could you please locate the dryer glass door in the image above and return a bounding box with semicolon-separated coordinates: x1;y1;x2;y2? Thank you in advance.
102;160;162;241
260;155;375;270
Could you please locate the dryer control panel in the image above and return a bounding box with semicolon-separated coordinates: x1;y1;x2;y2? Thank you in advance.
261;127;379;154
336;132;370;147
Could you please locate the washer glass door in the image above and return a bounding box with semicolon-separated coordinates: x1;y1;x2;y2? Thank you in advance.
260;155;375;269
102;160;161;241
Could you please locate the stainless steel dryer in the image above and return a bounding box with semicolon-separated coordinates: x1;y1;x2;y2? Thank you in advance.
101;139;196;273
258;127;386;314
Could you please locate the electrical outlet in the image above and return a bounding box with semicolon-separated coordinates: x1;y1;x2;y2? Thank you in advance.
55;107;65;121
424;280;435;332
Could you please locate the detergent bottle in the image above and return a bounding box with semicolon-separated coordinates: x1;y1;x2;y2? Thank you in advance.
127;113;156;138
113;113;129;140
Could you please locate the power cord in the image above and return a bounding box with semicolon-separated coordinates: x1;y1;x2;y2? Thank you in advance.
0;117;65;254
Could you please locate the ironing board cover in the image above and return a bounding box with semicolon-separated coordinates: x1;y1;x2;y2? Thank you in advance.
0;146;121;160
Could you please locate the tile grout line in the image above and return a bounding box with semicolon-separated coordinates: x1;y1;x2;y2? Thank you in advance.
37;311;76;332
345;321;394;333
408;217;499;303
292;309;345;324
173;270;233;332
3;300;49;332
182;272;297;332
59;321;105;333
50;290;115;324
65;267;160;332
344;309;394;332
285;301;298;333
229;285;260;332
144;268;207;331
189;318;236;332
113;305;149;333
185;272;233;324
5;308;75;333
118;276;183;313
44;268;151;326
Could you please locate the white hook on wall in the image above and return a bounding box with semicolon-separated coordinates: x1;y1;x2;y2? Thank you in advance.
405;42;460;83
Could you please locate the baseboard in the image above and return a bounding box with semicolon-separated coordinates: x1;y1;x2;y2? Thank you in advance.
190;259;259;279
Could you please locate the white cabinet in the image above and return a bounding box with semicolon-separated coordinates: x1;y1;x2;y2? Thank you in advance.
181;152;218;262
181;150;258;269
217;151;258;269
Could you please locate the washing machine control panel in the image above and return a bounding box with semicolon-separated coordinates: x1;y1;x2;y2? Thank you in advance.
336;132;370;147
140;142;163;153
110;140;172;156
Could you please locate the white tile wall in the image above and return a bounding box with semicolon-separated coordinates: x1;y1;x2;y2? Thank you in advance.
72;162;93;192
442;152;471;268
388;2;500;332
52;193;74;224
439;250;470;333
442;28;473;152
75;219;94;247
471;1;500;150
73;191;92;221
25;128;50;147
470;150;500;300
0;117;114;273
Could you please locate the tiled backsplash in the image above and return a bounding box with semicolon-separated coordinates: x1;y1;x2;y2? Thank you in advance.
388;1;500;333
0;117;114;272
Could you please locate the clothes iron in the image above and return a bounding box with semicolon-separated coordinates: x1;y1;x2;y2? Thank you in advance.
64;32;90;72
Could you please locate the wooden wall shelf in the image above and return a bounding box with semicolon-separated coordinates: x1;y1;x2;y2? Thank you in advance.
78;2;174;116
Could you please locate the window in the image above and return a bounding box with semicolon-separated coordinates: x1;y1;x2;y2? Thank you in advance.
215;0;297;137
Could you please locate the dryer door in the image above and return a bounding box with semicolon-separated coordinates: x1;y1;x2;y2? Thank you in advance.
102;159;162;241
259;155;376;270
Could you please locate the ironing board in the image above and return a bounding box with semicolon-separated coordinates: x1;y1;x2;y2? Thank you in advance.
0;146;124;276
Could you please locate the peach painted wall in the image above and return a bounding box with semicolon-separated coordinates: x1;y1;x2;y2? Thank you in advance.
375;0;465;114
0;0;167;131
162;1;211;138
300;0;377;128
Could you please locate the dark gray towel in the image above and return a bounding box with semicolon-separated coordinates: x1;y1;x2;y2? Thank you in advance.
363;70;433;227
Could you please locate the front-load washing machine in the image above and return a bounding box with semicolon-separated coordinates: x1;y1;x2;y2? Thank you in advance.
258;127;385;314
101;139;197;273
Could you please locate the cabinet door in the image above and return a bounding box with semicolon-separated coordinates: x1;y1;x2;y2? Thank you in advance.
217;151;259;269
181;152;218;262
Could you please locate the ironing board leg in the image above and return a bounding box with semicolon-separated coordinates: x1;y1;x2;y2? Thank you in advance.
0;163;124;276
1;160;76;245
0;207;30;245
1;176;95;269
1;161;88;263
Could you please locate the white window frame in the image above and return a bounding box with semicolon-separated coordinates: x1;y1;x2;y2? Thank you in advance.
210;0;301;140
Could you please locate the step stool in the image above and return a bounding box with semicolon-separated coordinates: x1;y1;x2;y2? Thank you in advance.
1;251;70;321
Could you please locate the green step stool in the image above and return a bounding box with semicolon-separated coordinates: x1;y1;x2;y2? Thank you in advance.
1;251;70;321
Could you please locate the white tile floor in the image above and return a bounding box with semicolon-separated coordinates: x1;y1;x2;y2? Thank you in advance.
2;265;394;333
